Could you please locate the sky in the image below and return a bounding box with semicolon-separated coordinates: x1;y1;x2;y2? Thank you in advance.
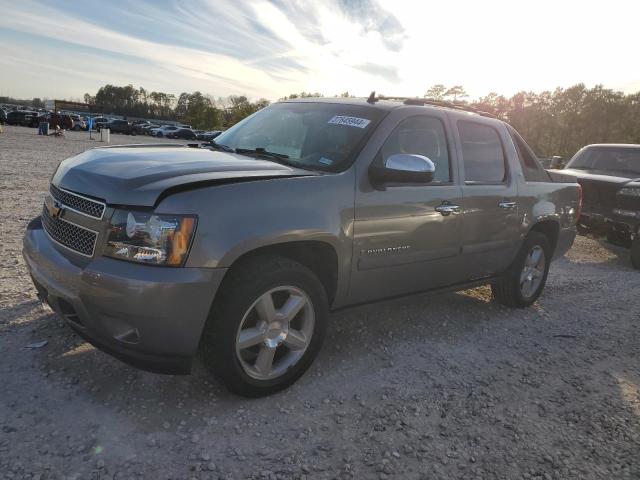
1;0;639;102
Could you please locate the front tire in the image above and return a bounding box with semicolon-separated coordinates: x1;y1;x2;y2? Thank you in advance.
200;256;328;397
492;232;551;308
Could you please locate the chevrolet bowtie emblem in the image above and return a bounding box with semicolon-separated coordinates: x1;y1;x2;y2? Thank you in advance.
44;195;63;219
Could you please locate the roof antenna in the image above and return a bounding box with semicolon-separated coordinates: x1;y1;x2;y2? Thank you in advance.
366;91;377;103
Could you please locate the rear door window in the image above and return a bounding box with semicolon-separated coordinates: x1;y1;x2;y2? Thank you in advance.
458;121;506;183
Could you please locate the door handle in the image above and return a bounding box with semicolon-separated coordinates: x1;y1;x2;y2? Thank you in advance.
499;201;517;210
435;202;461;216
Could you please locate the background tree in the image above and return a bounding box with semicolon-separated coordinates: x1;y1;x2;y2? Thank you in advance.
175;91;223;129
280;92;323;100
225;95;270;126
425;84;447;100
444;86;468;102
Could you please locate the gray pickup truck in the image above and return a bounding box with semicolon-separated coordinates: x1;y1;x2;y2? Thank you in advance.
23;97;580;397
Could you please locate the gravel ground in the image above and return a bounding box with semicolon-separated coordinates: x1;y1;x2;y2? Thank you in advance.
1;125;639;480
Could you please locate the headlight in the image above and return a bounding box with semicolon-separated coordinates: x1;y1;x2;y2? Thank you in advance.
104;210;197;266
618;186;640;197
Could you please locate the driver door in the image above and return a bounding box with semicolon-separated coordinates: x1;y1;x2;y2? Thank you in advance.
349;111;465;304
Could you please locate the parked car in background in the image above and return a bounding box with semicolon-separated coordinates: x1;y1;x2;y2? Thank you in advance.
165;128;197;140
132;120;152;135
24;113;72;130
69;114;87;131
150;125;179;137
554;144;640;268
28;113;47;128
141;124;160;135
47;113;74;130
6;110;37;126
197;130;222;141
0;108;6;125
92;117;110;131
24;97;580;397
107;119;134;134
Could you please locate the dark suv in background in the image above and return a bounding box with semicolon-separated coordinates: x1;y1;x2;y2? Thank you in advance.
6;110;37;126
47;113;74;130
166;128;197;140
107;119;134;134
556;143;640;268
92;117;111;131
132;120;153;135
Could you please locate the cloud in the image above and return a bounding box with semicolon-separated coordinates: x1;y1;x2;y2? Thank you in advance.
0;0;409;99
0;0;309;98
353;63;400;83
0;0;638;101
337;0;406;51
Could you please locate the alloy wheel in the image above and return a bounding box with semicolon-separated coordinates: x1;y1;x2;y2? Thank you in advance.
520;245;546;298
235;286;315;381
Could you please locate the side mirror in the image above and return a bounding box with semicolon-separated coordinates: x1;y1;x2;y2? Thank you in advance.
369;154;435;186
550;155;565;169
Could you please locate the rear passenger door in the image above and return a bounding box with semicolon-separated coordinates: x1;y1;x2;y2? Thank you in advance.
454;119;521;278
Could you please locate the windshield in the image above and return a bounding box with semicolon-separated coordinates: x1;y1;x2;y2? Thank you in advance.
568;147;640;175
214;102;386;171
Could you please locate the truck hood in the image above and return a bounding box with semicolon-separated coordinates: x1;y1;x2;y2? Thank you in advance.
52;145;317;206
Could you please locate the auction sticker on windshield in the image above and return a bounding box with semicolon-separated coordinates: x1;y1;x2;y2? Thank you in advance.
328;116;371;129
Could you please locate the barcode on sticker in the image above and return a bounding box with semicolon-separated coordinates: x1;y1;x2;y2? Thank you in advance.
328;116;371;129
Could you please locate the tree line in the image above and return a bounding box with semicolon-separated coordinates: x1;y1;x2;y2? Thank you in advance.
76;86;355;130
6;82;640;159
424;84;640;159
82;84;270;130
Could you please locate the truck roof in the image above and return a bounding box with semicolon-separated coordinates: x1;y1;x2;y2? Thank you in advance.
583;143;640;149
279;96;498;120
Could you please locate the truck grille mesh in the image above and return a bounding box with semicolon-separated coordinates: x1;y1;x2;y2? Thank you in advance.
41;206;97;257
50;184;105;219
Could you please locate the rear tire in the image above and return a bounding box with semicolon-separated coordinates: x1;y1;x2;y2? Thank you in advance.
492;232;551;308
200;255;328;397
631;237;640;270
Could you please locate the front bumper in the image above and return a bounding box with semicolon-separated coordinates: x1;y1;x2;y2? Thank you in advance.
579;209;640;240
23;217;227;374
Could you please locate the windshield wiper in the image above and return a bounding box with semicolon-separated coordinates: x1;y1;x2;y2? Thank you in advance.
235;147;290;160
234;147;304;168
207;140;235;153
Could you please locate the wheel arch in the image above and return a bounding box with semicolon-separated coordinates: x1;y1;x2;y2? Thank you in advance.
223;240;341;306
527;219;560;253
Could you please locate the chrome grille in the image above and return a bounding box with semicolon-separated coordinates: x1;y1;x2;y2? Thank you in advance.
41;206;97;257
50;184;105;219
